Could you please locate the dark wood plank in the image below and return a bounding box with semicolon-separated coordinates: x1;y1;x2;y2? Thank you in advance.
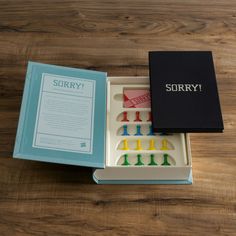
0;0;235;235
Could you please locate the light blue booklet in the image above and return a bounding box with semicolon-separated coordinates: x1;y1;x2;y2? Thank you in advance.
14;62;107;168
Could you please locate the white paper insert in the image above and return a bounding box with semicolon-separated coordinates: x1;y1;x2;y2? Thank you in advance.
33;73;96;154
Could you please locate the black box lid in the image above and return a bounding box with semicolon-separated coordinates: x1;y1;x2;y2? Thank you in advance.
149;51;224;133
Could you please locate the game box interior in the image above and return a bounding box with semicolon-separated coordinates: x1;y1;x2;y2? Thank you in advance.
93;76;192;184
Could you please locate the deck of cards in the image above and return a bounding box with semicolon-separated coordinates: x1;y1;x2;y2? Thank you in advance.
123;89;151;108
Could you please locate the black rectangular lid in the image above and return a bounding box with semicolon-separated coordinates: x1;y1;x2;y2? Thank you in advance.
149;51;224;133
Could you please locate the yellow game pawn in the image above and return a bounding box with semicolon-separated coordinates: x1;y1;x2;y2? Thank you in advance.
122;139;129;150
148;139;156;150
160;139;169;150
135;139;143;150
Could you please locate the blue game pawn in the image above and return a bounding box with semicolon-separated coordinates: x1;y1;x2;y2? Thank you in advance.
122;125;129;136
134;125;143;136
147;125;154;136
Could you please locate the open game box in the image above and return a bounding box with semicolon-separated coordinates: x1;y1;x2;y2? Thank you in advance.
13;51;223;184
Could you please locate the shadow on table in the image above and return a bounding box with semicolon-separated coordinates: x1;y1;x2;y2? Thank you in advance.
14;159;95;184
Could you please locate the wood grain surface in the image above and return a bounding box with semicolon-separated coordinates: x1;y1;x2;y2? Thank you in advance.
0;0;235;235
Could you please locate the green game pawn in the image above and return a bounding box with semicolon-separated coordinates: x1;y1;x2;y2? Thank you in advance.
148;154;157;165
122;154;130;166
161;153;171;166
135;154;144;166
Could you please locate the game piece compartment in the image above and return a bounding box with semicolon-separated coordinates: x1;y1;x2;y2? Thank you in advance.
93;77;192;183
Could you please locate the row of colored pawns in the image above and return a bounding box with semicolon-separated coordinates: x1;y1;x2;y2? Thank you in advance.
122;124;154;136
121;138;171;151
121;111;151;122
121;153;171;166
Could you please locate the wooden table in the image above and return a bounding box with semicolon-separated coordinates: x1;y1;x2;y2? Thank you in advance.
0;1;235;235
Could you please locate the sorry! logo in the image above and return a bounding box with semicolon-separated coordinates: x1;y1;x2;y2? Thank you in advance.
165;84;202;92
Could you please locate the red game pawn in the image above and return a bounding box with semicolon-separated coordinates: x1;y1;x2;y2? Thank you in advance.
121;111;129;122
147;111;152;122
134;111;142;122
